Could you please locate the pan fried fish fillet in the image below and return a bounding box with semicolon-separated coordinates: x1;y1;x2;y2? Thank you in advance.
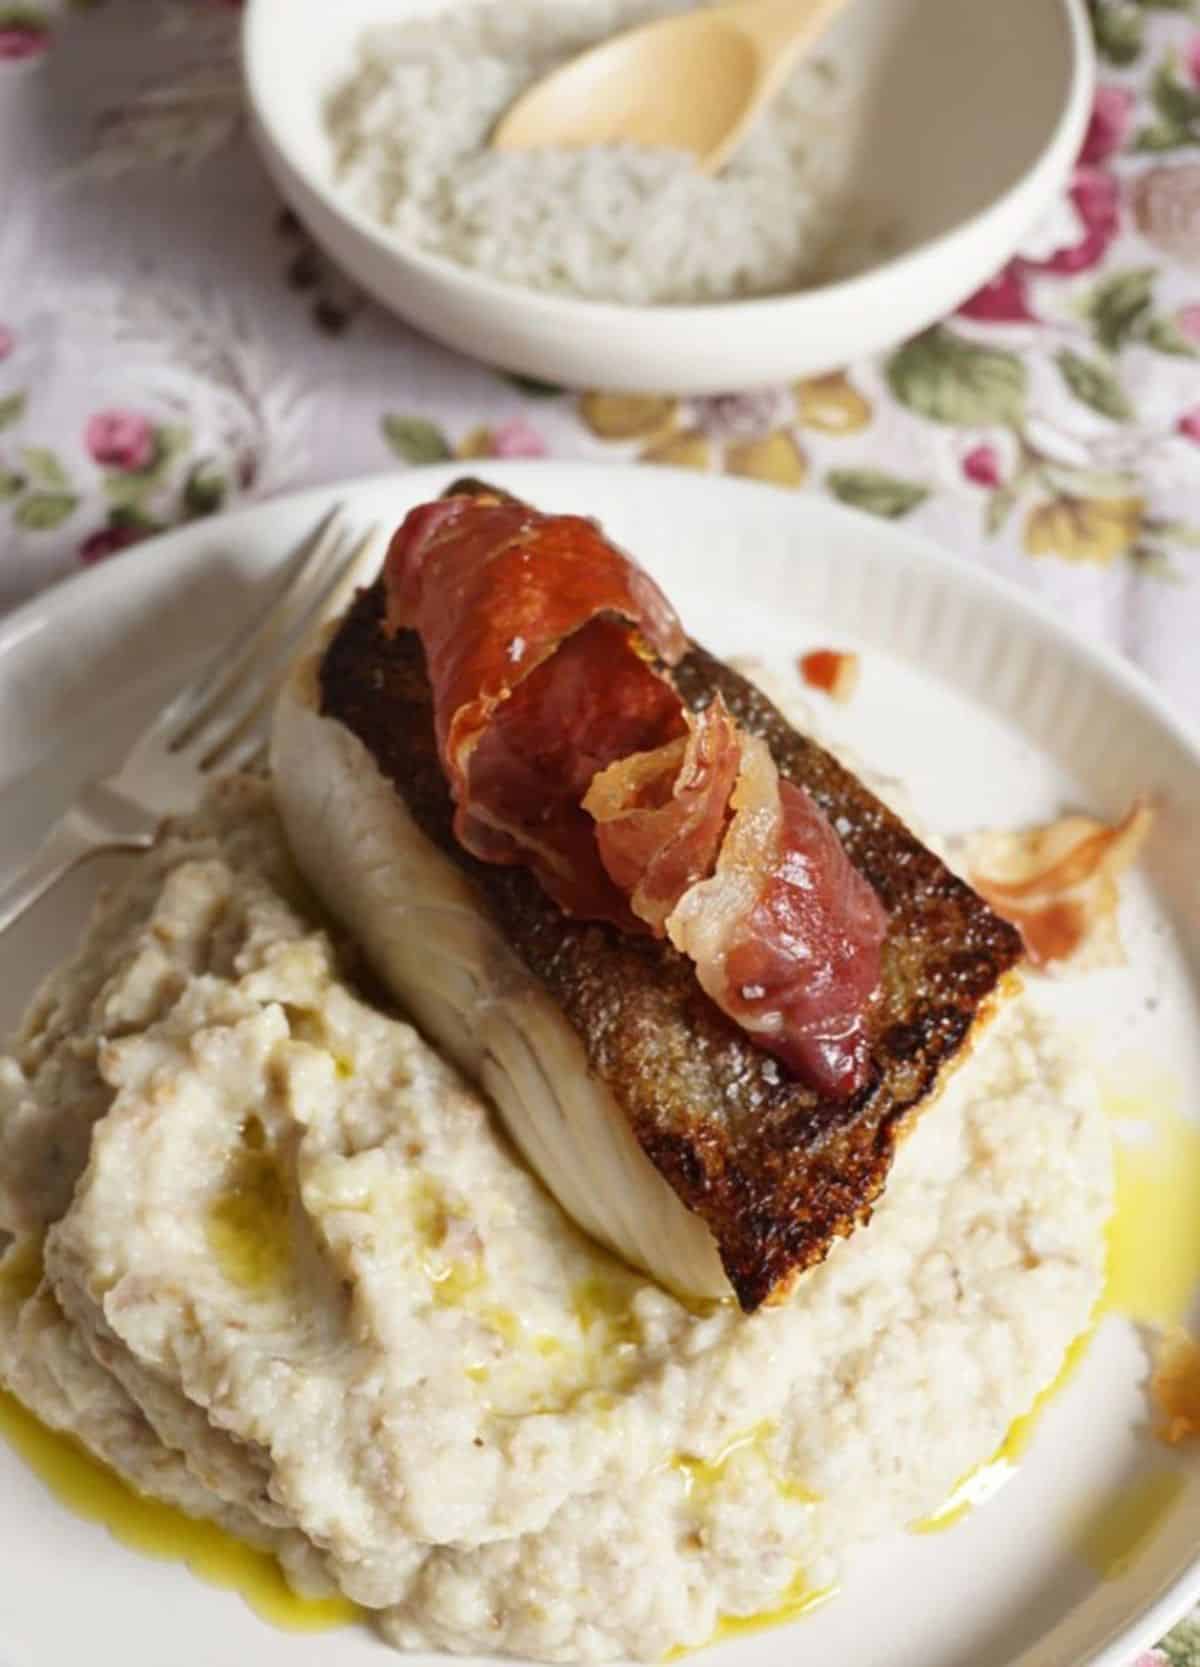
272;496;1022;1313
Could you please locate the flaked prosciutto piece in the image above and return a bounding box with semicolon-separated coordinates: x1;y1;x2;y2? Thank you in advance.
585;697;742;933
587;707;886;1098
384;495;687;924
666;738;888;1100
968;799;1153;971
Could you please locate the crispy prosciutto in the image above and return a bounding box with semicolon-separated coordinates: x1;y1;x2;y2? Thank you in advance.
585;697;741;933
587;710;887;1098
384;493;887;1100
968;800;1153;970
384;496;687;926
663;737;888;1100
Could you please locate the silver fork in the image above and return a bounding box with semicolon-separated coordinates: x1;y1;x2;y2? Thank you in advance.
0;507;380;936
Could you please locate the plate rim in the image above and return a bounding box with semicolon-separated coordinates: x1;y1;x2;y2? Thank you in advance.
2;458;1199;1667
3;460;1197;761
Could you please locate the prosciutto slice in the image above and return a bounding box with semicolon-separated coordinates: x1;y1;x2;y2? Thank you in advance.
385;495;687;923
585;697;742;933
665;737;889;1099
968;799;1153;969
383;491;887;1098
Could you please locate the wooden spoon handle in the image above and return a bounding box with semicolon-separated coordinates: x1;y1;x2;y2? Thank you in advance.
735;0;850;63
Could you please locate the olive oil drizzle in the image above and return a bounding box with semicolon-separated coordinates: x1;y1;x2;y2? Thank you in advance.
3;1070;1196;1644
0;1386;357;1632
916;1072;1200;1551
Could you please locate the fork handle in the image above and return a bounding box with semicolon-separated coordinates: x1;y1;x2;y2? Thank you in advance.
0;806;149;936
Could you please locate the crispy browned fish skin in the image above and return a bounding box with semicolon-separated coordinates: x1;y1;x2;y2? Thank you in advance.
318;492;1023;1313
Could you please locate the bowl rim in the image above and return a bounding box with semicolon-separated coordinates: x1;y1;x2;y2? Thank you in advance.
241;0;1095;323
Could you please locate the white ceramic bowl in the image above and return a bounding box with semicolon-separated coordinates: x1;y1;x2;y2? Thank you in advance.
242;0;1093;394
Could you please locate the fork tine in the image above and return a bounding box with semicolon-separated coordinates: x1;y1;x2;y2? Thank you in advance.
308;523;383;631
128;509;341;779
194;534;375;773
167;505;350;752
222;729;270;777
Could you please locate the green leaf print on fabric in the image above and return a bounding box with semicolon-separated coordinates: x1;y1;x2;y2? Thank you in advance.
1136;50;1200;151
0;391;27;432
108;503;165;536
985;482;1021;536
3;442;79;533
1143;314;1199;356
1083;267;1198;358
0;6;49;29
1088;268;1157;350
500;372;565;399
1090;2;1146;66
381;414;452;464
886;327;1027;427
104;471;152;509
182;462;227;518
21;445;68;490
1162;1613;1200;1667
14;492;77;531
1055;349;1135;419
1040;462;1144;500
826;469;929;518
154;424;191;466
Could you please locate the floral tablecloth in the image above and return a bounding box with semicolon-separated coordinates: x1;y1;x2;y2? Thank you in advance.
2;0;1200;724
2;0;1200;1659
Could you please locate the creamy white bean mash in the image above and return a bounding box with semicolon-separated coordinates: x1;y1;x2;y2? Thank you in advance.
0;776;1111;1662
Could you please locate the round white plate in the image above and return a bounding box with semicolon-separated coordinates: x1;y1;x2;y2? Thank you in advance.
1;462;1199;1667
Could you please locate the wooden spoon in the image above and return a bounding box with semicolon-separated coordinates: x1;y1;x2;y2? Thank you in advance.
491;0;851;174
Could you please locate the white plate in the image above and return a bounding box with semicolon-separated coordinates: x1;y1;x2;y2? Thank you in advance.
1;462;1199;1667
243;0;1092;392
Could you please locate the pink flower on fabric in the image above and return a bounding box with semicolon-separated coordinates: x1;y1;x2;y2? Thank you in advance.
1176;303;1200;343
962;444;1003;488
86;410;154;472
487;416;548;458
1080;85;1135;166
961;163;1121;323
1134;164;1200;267
958;266;1037;324
1176;405;1200;444
0;24;49;60
78;524;145;565
1024;167;1121;276
0;325;12;361
1133;1653;1169;1667
1186;34;1200;88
